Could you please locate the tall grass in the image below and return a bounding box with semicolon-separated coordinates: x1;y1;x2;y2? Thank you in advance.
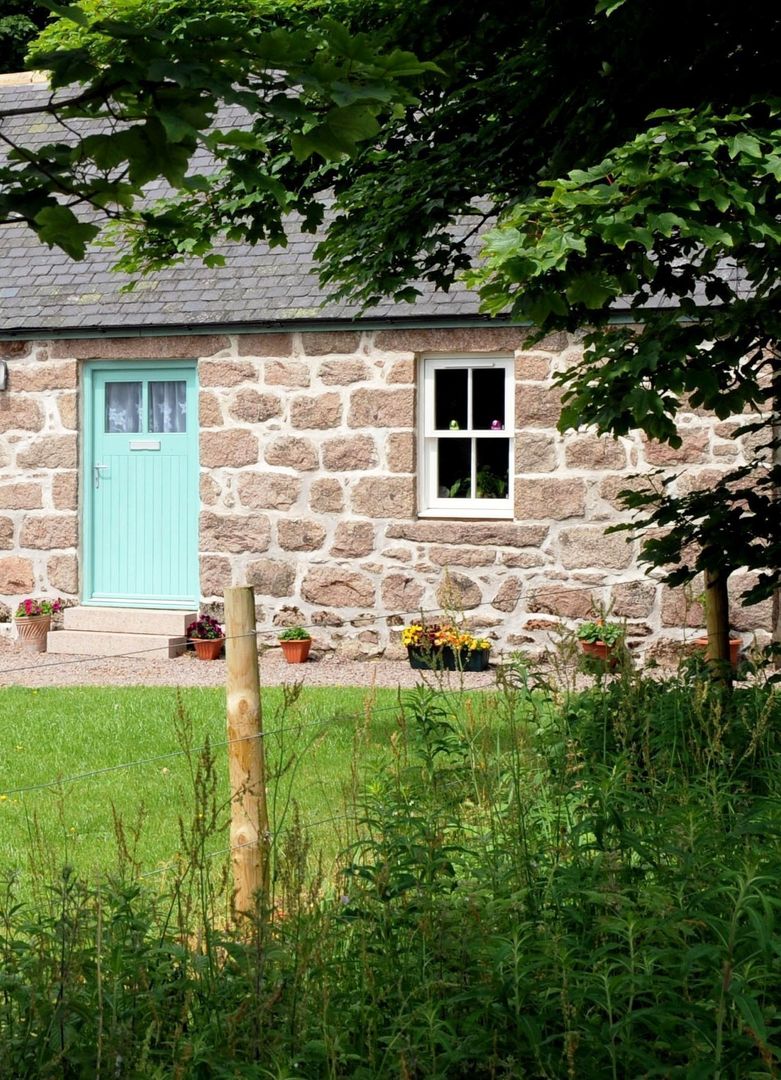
0;662;779;1077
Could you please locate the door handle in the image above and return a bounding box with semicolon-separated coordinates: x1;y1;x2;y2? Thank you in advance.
94;463;109;489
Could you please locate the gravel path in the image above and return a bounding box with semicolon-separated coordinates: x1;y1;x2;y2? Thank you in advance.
0;637;498;690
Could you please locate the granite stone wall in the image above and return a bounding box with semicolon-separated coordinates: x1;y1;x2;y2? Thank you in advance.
0;329;771;658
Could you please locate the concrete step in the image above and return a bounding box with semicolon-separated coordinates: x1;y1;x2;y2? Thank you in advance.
63;606;197;636
47;629;186;658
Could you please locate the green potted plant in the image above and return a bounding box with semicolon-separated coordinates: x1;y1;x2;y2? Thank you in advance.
577;619;625;667
278;626;312;664
14;597;63;653
186;614;224;660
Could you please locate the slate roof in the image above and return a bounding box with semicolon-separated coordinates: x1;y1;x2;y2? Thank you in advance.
0;81;486;335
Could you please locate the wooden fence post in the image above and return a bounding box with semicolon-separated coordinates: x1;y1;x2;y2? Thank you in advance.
224;585;269;916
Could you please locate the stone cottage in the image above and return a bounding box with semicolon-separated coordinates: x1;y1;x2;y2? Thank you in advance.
0;76;771;659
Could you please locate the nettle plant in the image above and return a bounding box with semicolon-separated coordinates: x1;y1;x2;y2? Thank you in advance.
577;619;625;647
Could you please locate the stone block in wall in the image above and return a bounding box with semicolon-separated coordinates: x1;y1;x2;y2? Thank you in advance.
237;332;293;356
0;555;34;593
19;514;78;549
228;389;283;424
729;573;773;632
514;353;552;381
660;581;704;628
200;474;220;507
198;360;257;388
0;398;44;433
52;472;78;510
644;432;708;466
429;545;496;567
322;435;378;472
301;567;375;607
610;580;656;619
0;482;43;509
0;340;31;358
385;547;412;562
386;431;415;473
516;432;556;473
386;358;415;384
200;430;259;468
237;473;301;511
675;468;728;497
302;331;362;355
200;555;232;596
0;517;13;549
265;435;318;471
264;359;311;387
527;584;595;619
351;476;415;518
598;472;658;510
290;393;342;430
491;577;523;613
348;388;415;428
515;477;586;520
565;434;628;470
309;477;344;513
386;521;548;547
318;358;369;385
199;391;223;426
381;573;424;612
278;519;327;552
11;360;77;391
557;526;634;570
331;520;375;558
311;610;345;626
16;435;77;470
516;383;563;428
47;554;78;593
55;393;78;431
200;511;271;554
500;550;545;568
62;335;229;360
435;571;482;611
373;327;523;353
247;558;296;597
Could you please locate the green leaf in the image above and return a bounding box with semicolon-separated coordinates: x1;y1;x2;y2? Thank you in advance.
33;204;99;259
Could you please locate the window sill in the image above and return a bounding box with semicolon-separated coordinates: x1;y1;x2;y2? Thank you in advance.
418;507;514;521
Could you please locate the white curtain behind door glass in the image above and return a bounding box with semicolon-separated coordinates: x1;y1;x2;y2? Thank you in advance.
105;382;142;433
149;381;187;433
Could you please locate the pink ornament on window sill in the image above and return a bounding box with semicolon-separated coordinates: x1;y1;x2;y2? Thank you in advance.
490;420;504;430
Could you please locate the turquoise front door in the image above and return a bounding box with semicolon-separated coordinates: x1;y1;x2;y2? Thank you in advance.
84;361;199;608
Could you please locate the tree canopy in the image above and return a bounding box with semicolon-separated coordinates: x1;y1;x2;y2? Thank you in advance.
1;0;779;639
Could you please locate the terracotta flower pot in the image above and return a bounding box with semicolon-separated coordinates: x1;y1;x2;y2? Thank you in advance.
280;638;311;664
579;640;618;668
693;636;741;668
14;614;51;653
193;637;224;661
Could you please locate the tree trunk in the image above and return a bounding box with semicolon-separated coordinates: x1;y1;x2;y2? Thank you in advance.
704;564;732;685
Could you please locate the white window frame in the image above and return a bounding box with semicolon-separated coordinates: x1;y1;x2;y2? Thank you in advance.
418;354;515;519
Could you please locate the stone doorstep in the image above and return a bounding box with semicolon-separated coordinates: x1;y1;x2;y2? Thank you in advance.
63;606;197;636
46;629;186;659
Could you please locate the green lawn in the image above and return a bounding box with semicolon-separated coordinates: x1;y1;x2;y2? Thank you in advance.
0;684;493;887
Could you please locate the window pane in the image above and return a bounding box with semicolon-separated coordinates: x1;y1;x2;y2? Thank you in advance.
437;438;472;498
435;368;468;431
149;381;187;433
105;381;141;433
472;368;506;430
476;437;509;499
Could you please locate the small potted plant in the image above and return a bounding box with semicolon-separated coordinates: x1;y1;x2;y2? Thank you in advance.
401;621;491;671
14;597;63;652
186;613;224;660
693;632;742;669
278;626;311;664
577;618;625;667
